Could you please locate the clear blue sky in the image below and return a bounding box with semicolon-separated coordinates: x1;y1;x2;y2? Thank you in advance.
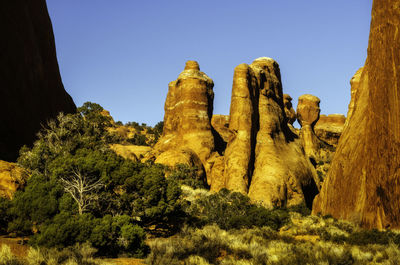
47;0;372;126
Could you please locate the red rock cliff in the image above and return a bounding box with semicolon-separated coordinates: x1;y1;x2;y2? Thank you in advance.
313;0;400;229
0;0;76;161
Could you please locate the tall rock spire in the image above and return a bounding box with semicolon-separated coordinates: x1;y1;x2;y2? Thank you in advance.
313;0;400;229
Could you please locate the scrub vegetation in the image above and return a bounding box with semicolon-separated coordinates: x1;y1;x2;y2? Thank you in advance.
1;103;400;264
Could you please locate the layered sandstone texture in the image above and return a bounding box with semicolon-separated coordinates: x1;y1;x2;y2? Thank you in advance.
314;114;346;146
297;95;321;161
313;0;400;229
153;61;215;176
0;0;76;161
209;58;319;208
247;59;319;208
0;161;29;199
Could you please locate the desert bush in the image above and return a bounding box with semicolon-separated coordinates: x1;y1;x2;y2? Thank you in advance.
7;172;64;235
347;229;400;246
29;213;147;257
125;121;145;132
0;198;11;234
146;225;231;264
127;134;148;146
120;163;183;225
5;103;183;256
287;203;311;216
185;189;290;230
147;212;400;264
26;243;112;265
153;121;163;138
146;225;357;265
168;164;206;189
89;215;147;257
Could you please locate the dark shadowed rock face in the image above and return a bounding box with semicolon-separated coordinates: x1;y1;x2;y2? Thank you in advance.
313;0;400;229
0;0;76;161
211;115;231;144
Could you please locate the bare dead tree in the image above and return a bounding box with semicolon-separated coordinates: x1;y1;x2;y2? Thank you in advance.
60;168;103;215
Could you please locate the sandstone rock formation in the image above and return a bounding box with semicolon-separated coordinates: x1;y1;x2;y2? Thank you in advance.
314;114;346;146
206;58;319;208
110;144;152;162
154;58;322;208
223;63;259;194
211;115;231;143
0;161;29;199
247;59;319;208
297;95;321;161
153;61;215;177
313;0;400;229
283;94;297;125
346;67;364;125
155;148;205;178
296;97;340;185
0;0;76;161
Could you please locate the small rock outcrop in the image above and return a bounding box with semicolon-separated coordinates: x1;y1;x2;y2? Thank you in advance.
110;144;152;162
0;161;29;199
283;94;297;125
0;0;76;161
314;114;346;146
211;115;231;143
313;0;400;229
153;61;215;177
297;95;321;161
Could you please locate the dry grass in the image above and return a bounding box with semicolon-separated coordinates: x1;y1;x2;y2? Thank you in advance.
0;237;29;258
0;239;146;265
146;213;400;265
0;243;115;265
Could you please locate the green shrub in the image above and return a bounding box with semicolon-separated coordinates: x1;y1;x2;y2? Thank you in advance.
5;103;182;256
8;173;64;235
0;198;11;234
347;229;400;246
287;203;311;216
186;189;290;230
127;134;148;146
89;215;148;257
122;163;182;225
168;164;206;189
30;213;147;258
